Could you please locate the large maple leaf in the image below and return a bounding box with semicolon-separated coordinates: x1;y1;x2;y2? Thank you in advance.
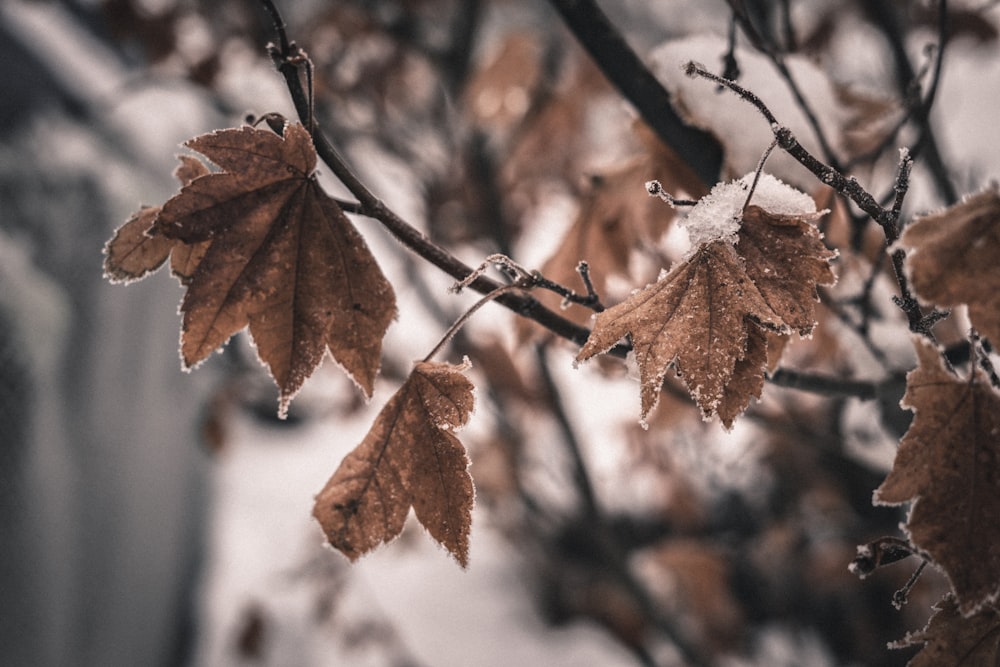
875;338;1000;614
899;186;1000;344
153;123;396;415
313;360;476;566
577;202;834;427
893;595;1000;666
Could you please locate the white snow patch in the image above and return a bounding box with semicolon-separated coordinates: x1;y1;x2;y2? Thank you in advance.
680;172;817;252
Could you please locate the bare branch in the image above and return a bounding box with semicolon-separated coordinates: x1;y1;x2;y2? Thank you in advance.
546;0;723;188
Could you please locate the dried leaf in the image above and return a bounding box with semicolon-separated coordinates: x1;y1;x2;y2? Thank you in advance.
313;360;475;566
154;123;397;415
738;205;836;335
103;155;210;284
875;338;1000;614
577;240;785;424
716;325;769;429
894;595;1000;666
464;33;542;129
104;205;173;283
900;187;1000;344
637;540;745;651
577;205;834;425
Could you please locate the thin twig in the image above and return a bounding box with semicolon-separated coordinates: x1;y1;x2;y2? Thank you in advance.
646;179;699;207
684;61;888;225
575;262;604;312
864;0;957;203
535;344;601;519
742;137;779;211
258;0;290;55
768;368;879;400
892;560;928;610
423;284;524;362
728;3;843;170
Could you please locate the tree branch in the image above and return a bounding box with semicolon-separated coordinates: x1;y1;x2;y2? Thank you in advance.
546;0;723;188
261;3;603;352
768;368;878;400
864;0;957;204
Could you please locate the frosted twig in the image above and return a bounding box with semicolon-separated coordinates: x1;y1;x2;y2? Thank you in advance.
646;180;698;207
574;262;604;312
684;61;888;226
453;254;604;312
451;254;532;293
892;560;928;610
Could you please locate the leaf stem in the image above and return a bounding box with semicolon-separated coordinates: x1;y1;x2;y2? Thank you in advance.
742;137;779;211
423;284;524;363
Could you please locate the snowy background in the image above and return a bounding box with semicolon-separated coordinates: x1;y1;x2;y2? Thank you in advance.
2;1;999;666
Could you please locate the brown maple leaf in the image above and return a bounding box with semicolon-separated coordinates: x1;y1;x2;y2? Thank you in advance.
577;205;834;426
153;123;396;415
577;240;785;424
875;338;1000;614
894;594;1000;666
900;186;1000;344
104;155;210;284
313;360;475;566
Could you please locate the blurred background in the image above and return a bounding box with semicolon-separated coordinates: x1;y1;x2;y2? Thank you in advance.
2;1;998;665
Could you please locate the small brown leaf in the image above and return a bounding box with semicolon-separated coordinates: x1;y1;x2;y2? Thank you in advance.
103;205;173;283
900;187;1000;344
103;155;210;284
313;360;476;566
577;240;785;423
155;123;397;414
894;595;1000;666
875;338;1000;614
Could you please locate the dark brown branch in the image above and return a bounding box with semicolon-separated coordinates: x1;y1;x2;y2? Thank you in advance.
546;0;723;188
258;0;291;56
768;368;878;400
262;8;601;352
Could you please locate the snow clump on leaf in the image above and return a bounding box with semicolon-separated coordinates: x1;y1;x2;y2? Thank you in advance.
680;172;818;252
